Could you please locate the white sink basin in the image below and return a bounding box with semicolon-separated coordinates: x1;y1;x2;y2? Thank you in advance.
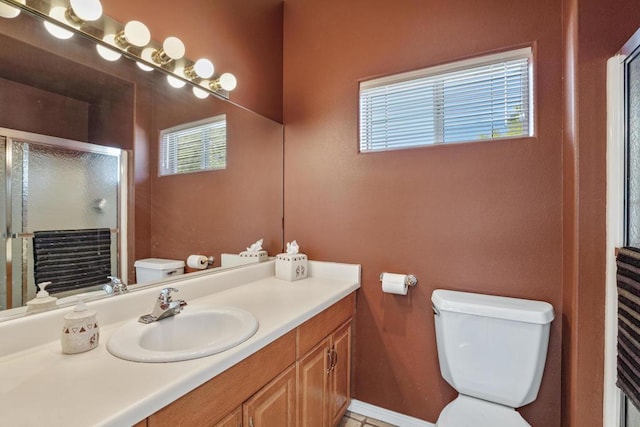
107;306;259;362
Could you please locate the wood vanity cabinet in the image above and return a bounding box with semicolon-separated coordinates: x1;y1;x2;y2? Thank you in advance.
213;407;242;427
328;321;351;426
297;321;352;427
145;293;355;427
214;366;296;427
147;331;296;427
243;365;296;426
296;294;354;427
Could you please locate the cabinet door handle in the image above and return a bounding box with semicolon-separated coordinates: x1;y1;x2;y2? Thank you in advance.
331;348;338;371
249;416;255;427
327;345;338;373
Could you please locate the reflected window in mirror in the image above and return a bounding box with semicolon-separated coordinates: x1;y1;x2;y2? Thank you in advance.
159;115;227;176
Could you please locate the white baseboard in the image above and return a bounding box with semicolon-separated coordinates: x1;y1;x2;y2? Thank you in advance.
347;399;435;427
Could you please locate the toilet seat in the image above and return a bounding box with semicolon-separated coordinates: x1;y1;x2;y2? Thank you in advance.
436;395;531;427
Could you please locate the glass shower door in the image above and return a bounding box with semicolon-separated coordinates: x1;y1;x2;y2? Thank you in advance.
0;131;123;310
16;140;119;302
1;137;6;310
0;135;26;310
623;36;640;426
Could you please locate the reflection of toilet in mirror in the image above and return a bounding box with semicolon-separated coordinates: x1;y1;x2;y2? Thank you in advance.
431;289;554;426
134;258;185;284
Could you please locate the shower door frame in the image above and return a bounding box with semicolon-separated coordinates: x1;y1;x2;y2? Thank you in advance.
606;26;640;427
1;127;127;310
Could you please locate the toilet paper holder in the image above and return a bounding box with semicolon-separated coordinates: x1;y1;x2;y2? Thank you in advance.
379;273;418;287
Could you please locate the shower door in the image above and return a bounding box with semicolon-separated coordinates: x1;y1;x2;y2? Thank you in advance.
622;32;640;427
0;136;6;309
1;129;124;311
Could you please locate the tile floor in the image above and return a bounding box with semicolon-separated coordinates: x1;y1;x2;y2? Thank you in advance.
339;410;398;427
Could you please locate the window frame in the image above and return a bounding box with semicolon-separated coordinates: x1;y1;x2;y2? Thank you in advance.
358;47;535;153
158;114;227;177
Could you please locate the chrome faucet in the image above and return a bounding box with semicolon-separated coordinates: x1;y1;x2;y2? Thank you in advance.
104;276;128;295
138;287;187;324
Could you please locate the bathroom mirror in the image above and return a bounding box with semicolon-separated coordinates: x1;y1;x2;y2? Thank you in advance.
0;1;283;317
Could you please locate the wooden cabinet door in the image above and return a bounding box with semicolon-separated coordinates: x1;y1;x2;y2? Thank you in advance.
148;332;296;427
329;322;351;426
297;337;330;427
244;365;296;427
214;407;242;427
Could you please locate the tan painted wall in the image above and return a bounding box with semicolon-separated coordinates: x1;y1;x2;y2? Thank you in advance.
563;1;640;425
283;0;563;424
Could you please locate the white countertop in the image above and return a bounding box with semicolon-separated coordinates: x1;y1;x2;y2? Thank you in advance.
0;260;360;426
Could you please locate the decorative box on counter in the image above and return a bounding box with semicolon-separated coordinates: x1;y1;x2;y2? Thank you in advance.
275;240;308;281
237;238;268;264
275;253;308;281
239;250;268;263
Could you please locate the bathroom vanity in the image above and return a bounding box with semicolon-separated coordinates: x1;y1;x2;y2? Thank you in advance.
0;260;360;427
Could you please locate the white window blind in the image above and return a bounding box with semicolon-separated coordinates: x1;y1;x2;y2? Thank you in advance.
359;47;533;152
159;115;227;176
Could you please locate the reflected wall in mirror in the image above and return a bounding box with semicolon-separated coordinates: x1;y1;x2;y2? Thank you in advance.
0;1;284;316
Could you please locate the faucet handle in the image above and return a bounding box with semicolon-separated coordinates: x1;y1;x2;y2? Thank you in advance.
107;276;127;294
159;287;179;303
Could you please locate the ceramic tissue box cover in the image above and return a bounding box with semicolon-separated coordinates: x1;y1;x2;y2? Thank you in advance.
240;250;268;262
61;316;100;354
275;253;308;281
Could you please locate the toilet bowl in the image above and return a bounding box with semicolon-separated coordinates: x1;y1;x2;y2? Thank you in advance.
431;289;554;426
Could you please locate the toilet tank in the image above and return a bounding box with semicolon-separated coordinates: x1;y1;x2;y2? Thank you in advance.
134;258;185;284
432;289;554;408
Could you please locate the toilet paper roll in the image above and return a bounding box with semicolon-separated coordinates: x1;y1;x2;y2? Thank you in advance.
187;255;208;270
381;272;409;295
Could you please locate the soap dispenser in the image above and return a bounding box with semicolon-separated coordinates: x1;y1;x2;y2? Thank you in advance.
26;282;57;312
61;296;99;354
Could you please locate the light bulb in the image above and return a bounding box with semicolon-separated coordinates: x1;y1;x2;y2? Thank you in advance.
140;47;154;62
152;36;185;64
192;86;209;99
44;7;74;40
116;20;150;49
136;47;155;71
136;62;153;72
68;0;102;22
167;75;186;89
96;34;122;61
219;73;237;91
184;58;214;80
0;0;25;19
194;59;214;78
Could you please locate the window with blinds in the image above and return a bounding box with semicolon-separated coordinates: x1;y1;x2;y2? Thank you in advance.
159;115;227;176
359;47;533;153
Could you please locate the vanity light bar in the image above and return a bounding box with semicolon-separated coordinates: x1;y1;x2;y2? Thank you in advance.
0;0;237;99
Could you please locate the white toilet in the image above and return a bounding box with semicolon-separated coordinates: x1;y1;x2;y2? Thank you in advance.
431;289;554;427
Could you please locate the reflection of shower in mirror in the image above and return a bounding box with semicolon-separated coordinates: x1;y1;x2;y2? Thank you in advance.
0;128;124;313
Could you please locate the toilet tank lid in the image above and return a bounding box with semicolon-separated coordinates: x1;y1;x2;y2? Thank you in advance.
431;289;554;324
134;258;185;270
